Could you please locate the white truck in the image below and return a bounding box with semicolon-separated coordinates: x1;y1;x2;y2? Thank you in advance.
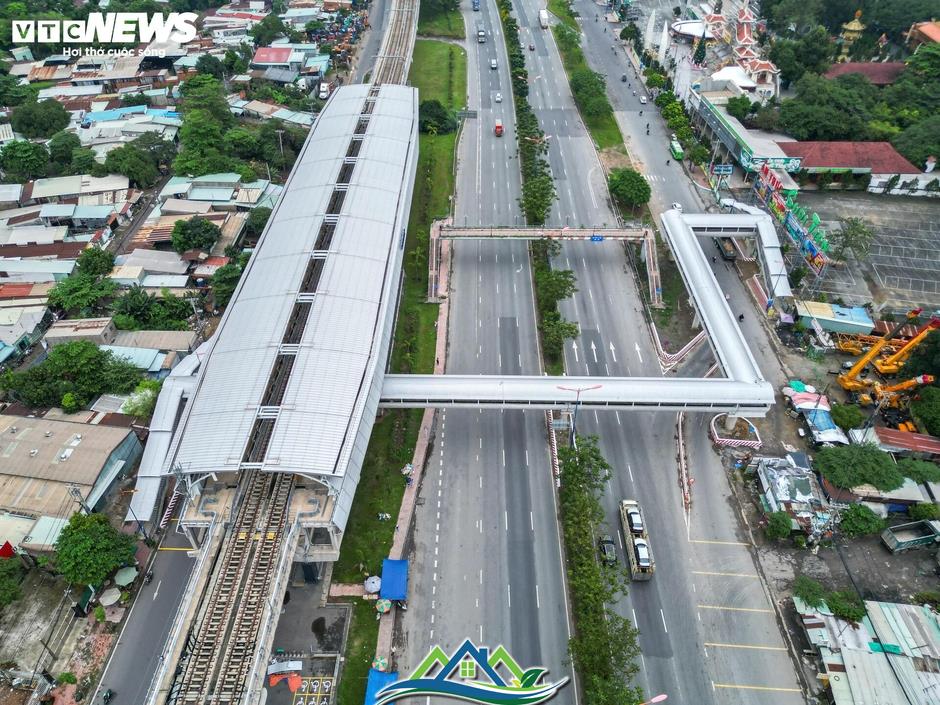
620;500;654;581
539;9;549;29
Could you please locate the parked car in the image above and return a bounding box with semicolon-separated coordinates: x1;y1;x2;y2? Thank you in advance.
598;535;617;565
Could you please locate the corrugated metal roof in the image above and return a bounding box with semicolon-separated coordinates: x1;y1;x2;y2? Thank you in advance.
171;84;418;479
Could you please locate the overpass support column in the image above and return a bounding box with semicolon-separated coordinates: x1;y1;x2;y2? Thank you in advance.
723;411;739;432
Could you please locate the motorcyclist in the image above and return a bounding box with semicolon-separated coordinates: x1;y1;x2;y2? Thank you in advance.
666;159;670;165
738;313;745;322
102;690;114;703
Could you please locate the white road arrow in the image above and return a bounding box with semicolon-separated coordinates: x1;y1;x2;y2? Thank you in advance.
572;340;579;362
634;342;643;363
609;342;617;363
590;340;598;362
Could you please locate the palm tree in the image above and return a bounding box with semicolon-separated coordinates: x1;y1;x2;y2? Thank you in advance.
113;285;155;321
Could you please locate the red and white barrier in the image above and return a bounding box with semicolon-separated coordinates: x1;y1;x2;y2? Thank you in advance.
709;413;762;449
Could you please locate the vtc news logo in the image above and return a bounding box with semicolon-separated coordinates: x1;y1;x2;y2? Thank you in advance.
12;13;198;45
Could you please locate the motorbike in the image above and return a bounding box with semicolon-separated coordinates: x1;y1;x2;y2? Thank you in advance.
143;571;153;585
102;689;114;703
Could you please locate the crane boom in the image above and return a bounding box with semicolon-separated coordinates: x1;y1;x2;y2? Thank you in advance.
838;308;921;392
874;318;940;375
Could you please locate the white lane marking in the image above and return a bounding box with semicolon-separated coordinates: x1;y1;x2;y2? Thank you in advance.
480;569;483;585
504;511;509;531
507;584;511;608
634;342;643;363
536;584;541;609
525;449;529;466
609;342;617;362
530;511;535;531
502;449;506;466
660;609;668;633
628;464;634;482
616;411;621;425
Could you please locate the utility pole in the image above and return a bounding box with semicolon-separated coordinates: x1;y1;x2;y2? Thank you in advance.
275;128;285;156
67;485;91;514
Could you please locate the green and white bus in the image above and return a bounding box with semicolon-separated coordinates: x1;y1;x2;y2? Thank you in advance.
669;140;684;160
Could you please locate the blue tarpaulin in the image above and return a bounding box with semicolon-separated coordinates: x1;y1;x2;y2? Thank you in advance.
379;559;408;600
365;668;398;705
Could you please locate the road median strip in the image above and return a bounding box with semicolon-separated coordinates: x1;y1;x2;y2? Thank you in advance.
705;642;787;651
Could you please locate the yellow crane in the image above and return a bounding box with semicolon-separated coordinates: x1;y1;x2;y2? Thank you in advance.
838;308;921;392
873;318;940;375
858;374;936;407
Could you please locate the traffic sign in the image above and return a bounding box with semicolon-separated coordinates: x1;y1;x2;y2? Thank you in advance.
712;164;733;176
590;234;605;242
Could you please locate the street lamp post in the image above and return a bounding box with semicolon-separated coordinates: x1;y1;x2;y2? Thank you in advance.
557;384;603;445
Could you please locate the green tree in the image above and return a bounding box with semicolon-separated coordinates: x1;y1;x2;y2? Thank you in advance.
892;115;940;171
896;458;940;484
104;144;159;187
619;24;639;42
0;557;25;608
793;575;826;607
10;99;69;138
1;140;50;180
249;14;289;46
765;511;793;540
129;132;177;168
179;75;234;127
608;168;651;209
826;590;866;622
570;68;612;118
70;148;97;174
212;262;243;308
540;311;580;353
54;513;136;587
122;379;162;418
534;268;577;313
779;73;877;141
171;216;222;254
76;247;116;278
766;0;823;35
814;443;903;491
830;403;866;431
57;673;77;685
196;53;225;79
726;95;754;122
245;206;272;238
520;173;556;224
906;333;940;382
112;285;156;321
838;504;885;537
1;340;139;408
48;130;81;166
909;503;940;521
47;274;117;315
692;36;706;65
646;73;666;90
911;386;940;437
0;73;36;107
830;217;874;261
418;99;457;134
223;126;261;160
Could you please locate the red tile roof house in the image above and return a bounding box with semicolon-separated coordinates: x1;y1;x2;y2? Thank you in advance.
777;141;938;196
824;62;906;86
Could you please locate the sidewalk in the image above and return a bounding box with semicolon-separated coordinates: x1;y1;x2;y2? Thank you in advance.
374;224;452;661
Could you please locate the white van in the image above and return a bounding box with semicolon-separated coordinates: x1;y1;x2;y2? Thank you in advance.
318;82;331;100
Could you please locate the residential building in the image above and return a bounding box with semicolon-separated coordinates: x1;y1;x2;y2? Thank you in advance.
100;345;177;379
795;597;940;705
112;329;198;354
20;175;131;205
44;317;118;347
777;141;934;195
115;249;189;275
750;453;832;537
907;20;940;48
0;305;50;365
0;414;143;552
0;258;75;284
848;426;940;461
795;301;874;334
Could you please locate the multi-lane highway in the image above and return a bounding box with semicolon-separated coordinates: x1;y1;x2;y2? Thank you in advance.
479;1;802;702
401;1;575;698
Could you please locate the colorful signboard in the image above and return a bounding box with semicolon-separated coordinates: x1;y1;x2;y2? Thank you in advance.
754;164;828;274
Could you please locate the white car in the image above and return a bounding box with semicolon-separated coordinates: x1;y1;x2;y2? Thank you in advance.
671;202;683;212
495;92;502;103
639;95;647;104
490;58;498;69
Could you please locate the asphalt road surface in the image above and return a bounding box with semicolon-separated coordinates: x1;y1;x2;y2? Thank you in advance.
400;1;575;699
94;525;195;704
503;2;804;702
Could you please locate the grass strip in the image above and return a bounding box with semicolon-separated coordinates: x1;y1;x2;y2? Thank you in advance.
332;40;465;583
551;23;623;150
547;0;579;31
335;600;380;705
417;7;466;39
